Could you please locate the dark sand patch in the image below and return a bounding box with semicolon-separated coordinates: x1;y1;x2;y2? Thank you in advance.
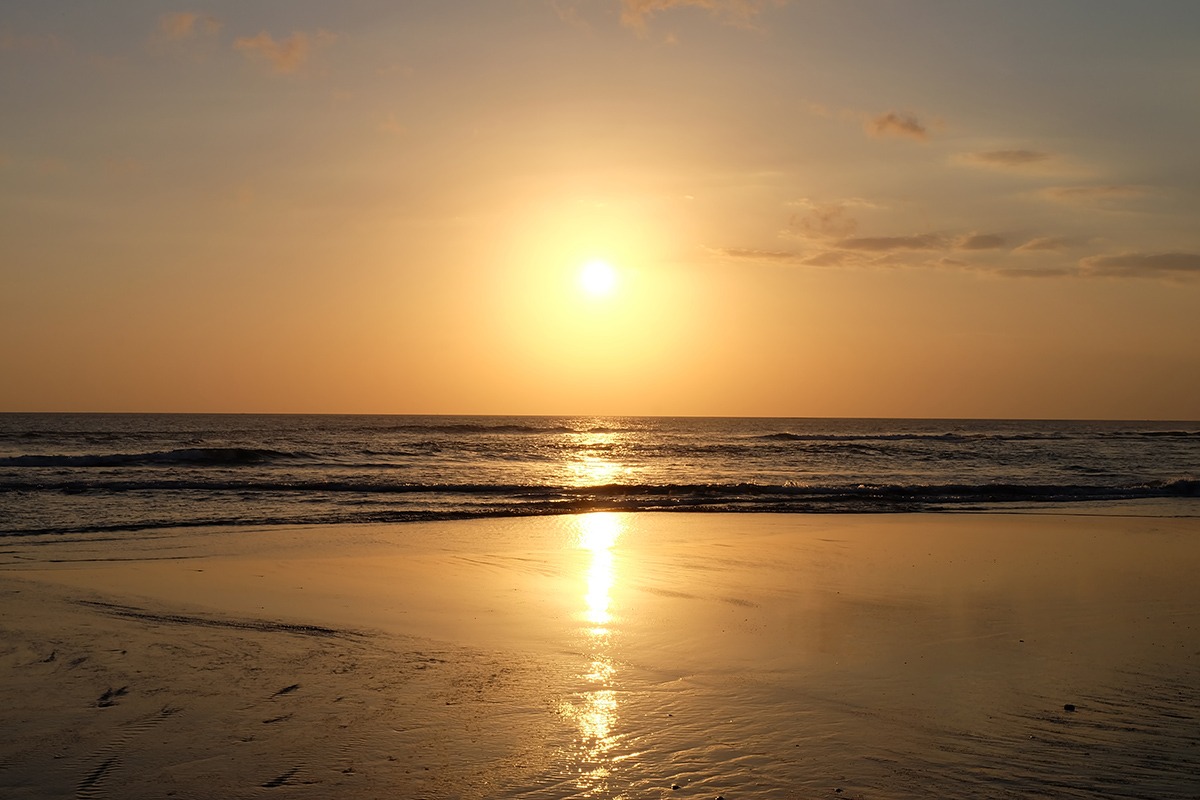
77;599;362;639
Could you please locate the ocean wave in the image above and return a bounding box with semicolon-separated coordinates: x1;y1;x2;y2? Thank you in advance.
4;478;1198;537
4;476;1196;501
0;447;304;468
757;432;1065;443
758;429;1200;443
390;423;579;435
1113;430;1200;438
389;422;635;436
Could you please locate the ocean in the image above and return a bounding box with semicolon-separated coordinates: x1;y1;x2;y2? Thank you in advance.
1;414;1197;536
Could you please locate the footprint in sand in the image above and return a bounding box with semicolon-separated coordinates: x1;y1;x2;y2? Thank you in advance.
95;687;128;708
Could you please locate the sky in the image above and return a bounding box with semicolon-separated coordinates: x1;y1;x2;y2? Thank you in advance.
2;0;1199;419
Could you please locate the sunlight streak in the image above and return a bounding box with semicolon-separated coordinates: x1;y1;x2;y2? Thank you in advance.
579;512;620;632
564;512;625;796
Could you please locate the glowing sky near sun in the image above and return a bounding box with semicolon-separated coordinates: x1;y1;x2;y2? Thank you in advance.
1;1;1198;418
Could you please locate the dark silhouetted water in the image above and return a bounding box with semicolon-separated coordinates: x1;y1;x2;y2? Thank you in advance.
1;414;1197;536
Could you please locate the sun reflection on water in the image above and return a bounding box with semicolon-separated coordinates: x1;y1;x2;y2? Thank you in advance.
563;429;633;487
567;455;625;487
561;512;623;796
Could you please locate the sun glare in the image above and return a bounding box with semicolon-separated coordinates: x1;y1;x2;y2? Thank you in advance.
579;259;617;297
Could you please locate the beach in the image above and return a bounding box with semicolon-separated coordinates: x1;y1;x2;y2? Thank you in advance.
2;512;1199;799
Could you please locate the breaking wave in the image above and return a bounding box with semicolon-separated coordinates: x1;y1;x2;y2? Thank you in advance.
0;447;302;468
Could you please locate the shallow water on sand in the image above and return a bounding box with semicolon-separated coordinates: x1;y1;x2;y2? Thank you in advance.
496;513;1200;799
3;513;1199;799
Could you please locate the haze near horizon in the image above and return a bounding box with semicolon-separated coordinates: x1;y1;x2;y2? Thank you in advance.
2;1;1198;419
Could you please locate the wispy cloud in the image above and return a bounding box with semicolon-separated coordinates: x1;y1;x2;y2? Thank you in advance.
234;30;335;74
958;149;1052;169
787;201;860;240
996;266;1077;279
158;12;222;41
1015;236;1077;252
956;233;1006;250
715;247;796;260
1042;184;1150;204
801;250;851;267
1080;252;1200;279
865;111;929;142
619;0;782;32
836;233;946;251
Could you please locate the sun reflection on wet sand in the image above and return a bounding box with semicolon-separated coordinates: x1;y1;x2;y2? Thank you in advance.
581;513;618;634
559;512;623;796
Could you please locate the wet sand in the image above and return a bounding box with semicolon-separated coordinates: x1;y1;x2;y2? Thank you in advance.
2;512;1199;799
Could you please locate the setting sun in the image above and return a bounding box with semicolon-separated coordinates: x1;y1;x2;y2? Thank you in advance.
579;259;618;297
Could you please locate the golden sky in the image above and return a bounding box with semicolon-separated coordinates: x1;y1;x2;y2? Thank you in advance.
2;1;1199;418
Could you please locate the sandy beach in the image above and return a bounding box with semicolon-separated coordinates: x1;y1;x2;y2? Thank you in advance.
2;512;1199;799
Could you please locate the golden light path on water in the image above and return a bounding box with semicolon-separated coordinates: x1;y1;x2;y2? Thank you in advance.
562;512;623;796
562;429;632;487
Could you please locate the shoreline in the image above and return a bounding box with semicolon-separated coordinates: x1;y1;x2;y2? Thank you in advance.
3;512;1199;798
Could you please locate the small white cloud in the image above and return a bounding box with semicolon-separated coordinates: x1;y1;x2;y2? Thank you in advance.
787;203;859;241
713;247;796;261
1015;236;1077;252
1080;252;1200;278
957;149;1052;169
956;233;1006;251
836;233;947;251
234;30;336;74
865;111;929;142
158;12;222;41
1041;184;1150;204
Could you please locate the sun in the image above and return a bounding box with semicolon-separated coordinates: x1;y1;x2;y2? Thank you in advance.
578;259;618;297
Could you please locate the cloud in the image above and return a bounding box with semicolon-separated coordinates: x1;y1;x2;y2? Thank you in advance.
1042;184;1149;204
958;149;1052;169
801;250;851;267
956;233;1006;250
619;0;782;31
788;196;880;210
787;202;859;240
1015;236;1075;252
1080;252;1200;279
158;12;221;40
865;112;928;142
836;233;947;251
997;266;1076;279
234;30;335;74
713;247;796;261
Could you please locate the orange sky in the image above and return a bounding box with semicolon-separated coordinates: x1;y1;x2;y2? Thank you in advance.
2;1;1199;418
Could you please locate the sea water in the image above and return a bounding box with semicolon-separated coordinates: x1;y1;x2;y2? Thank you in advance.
1;414;1197;536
